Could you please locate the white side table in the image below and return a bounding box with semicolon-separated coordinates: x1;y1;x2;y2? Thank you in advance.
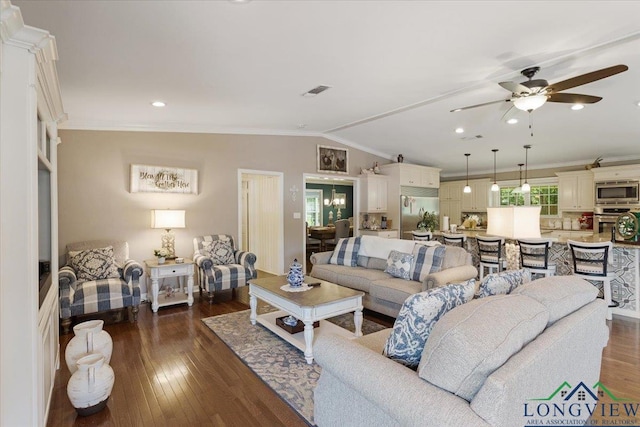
144;258;194;313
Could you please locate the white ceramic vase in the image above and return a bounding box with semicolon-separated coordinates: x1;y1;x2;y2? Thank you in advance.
157;256;165;264
67;353;115;416
65;320;113;374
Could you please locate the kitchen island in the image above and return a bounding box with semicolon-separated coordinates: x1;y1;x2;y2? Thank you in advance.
432;229;640;319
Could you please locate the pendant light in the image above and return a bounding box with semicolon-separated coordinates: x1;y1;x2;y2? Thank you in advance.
490;149;500;192
522;145;531;193
512;163;524;195
463;153;471;193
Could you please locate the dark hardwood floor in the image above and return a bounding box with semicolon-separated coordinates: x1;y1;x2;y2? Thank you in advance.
47;280;639;426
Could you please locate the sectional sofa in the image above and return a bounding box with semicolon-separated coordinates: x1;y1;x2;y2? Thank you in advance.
314;275;609;427
310;236;477;317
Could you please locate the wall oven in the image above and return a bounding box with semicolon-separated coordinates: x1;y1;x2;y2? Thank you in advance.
594;207;631;235
595;180;640;205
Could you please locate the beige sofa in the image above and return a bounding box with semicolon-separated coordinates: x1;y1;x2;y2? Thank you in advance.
310;236;477;317
314;276;609;427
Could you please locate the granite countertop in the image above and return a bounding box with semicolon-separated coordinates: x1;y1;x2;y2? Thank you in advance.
433;230;640;248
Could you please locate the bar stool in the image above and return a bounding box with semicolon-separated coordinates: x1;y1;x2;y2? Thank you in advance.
476;236;505;280
567;240;617;320
412;230;432;241
517;238;556;278
442;233;466;248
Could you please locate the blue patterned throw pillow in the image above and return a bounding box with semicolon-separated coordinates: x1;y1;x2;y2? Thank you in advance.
203;240;236;265
383;280;476;369
69;246;121;281
384;250;414;280
409;244;445;282
329;237;361;267
475;268;532;298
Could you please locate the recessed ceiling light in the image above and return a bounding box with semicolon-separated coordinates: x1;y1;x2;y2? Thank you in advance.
455;127;464;134
151;101;166;107
297;123;307;129
507;118;518;124
571;104;584;111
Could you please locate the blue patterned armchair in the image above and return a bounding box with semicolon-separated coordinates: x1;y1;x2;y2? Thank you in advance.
192;234;257;303
59;240;143;333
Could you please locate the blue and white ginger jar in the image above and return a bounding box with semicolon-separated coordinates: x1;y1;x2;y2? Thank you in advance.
287;258;304;288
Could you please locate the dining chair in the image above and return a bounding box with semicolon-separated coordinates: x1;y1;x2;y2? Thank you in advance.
412;230;432;241
325;219;350;250
442;233;466;248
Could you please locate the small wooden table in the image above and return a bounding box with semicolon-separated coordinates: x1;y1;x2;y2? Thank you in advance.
144;258;194;312
249;275;363;364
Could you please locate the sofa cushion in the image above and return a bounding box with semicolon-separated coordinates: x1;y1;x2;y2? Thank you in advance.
329;237;361;267
383;280;475;369
384;250;414;280
409;245;445;282
475;268;532;298
369;278;422;306
418;294;549;401
203;240;235;265
69;246;121;282
358;236;417;260
511;275;598;326
441;246;472;270
311;264;390;293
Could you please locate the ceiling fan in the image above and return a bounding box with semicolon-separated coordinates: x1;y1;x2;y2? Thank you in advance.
450;64;628;115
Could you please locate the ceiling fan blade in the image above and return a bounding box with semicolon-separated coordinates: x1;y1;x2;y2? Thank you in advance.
547;93;603;104
450;99;511;112
501;105;518;122
546;64;628;93
499;81;532;95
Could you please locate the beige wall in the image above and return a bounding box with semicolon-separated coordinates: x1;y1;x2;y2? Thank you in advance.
57;130;387;292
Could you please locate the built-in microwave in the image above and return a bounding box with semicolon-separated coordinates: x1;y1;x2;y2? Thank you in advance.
595;180;640;206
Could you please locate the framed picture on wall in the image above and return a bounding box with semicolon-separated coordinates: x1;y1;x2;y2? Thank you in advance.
317;145;348;174
130;164;198;194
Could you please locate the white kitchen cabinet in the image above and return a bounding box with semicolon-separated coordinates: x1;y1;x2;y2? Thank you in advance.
460;179;490;212
557;171;594;211
439;181;463;227
360;174;388;212
358;229;399;238
381;163;441;188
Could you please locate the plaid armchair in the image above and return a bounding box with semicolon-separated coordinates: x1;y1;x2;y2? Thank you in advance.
192;234;257;303
59;240;143;333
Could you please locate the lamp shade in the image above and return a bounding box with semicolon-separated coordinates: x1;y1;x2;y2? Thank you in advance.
151;209;186;229
486;206;541;239
513;95;547;112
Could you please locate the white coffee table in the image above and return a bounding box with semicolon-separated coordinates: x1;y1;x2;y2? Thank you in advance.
249;275;364;364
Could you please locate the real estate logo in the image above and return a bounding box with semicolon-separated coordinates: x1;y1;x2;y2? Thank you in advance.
523;381;639;426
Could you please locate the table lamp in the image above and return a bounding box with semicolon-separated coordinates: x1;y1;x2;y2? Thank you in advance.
151;209;186;258
487;206;541;270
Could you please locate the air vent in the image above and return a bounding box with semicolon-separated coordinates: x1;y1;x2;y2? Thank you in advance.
302;85;332;97
461;135;483;140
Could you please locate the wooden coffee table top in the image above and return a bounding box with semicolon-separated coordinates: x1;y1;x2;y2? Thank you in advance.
249;275;363;308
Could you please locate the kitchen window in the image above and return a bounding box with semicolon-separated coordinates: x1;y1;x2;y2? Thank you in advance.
499;184;559;216
305;190;323;226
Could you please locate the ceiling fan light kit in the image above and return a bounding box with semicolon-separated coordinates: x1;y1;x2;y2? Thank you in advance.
463;153;472;193
450;64;628;114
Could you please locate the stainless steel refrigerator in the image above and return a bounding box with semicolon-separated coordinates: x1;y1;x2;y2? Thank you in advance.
400;187;439;240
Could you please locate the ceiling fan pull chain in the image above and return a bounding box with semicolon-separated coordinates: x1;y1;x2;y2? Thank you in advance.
529;112;534;137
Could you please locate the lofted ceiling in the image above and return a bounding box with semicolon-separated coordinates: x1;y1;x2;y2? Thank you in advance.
13;0;640;177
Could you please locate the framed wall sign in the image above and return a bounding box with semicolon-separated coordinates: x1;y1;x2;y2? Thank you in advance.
317;145;348;174
130;164;198;194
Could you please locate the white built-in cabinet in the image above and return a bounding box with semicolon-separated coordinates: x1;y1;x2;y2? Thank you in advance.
0;3;65;426
378;163;442;239
360;174;388;212
460;179;490;212
358;229;399;238
556;171;594;211
439;181;463;229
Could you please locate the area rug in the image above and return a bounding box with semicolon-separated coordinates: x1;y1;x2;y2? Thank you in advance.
202;310;388;425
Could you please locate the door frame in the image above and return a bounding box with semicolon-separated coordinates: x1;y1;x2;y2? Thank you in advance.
238;169;285;275
303;173;360;272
